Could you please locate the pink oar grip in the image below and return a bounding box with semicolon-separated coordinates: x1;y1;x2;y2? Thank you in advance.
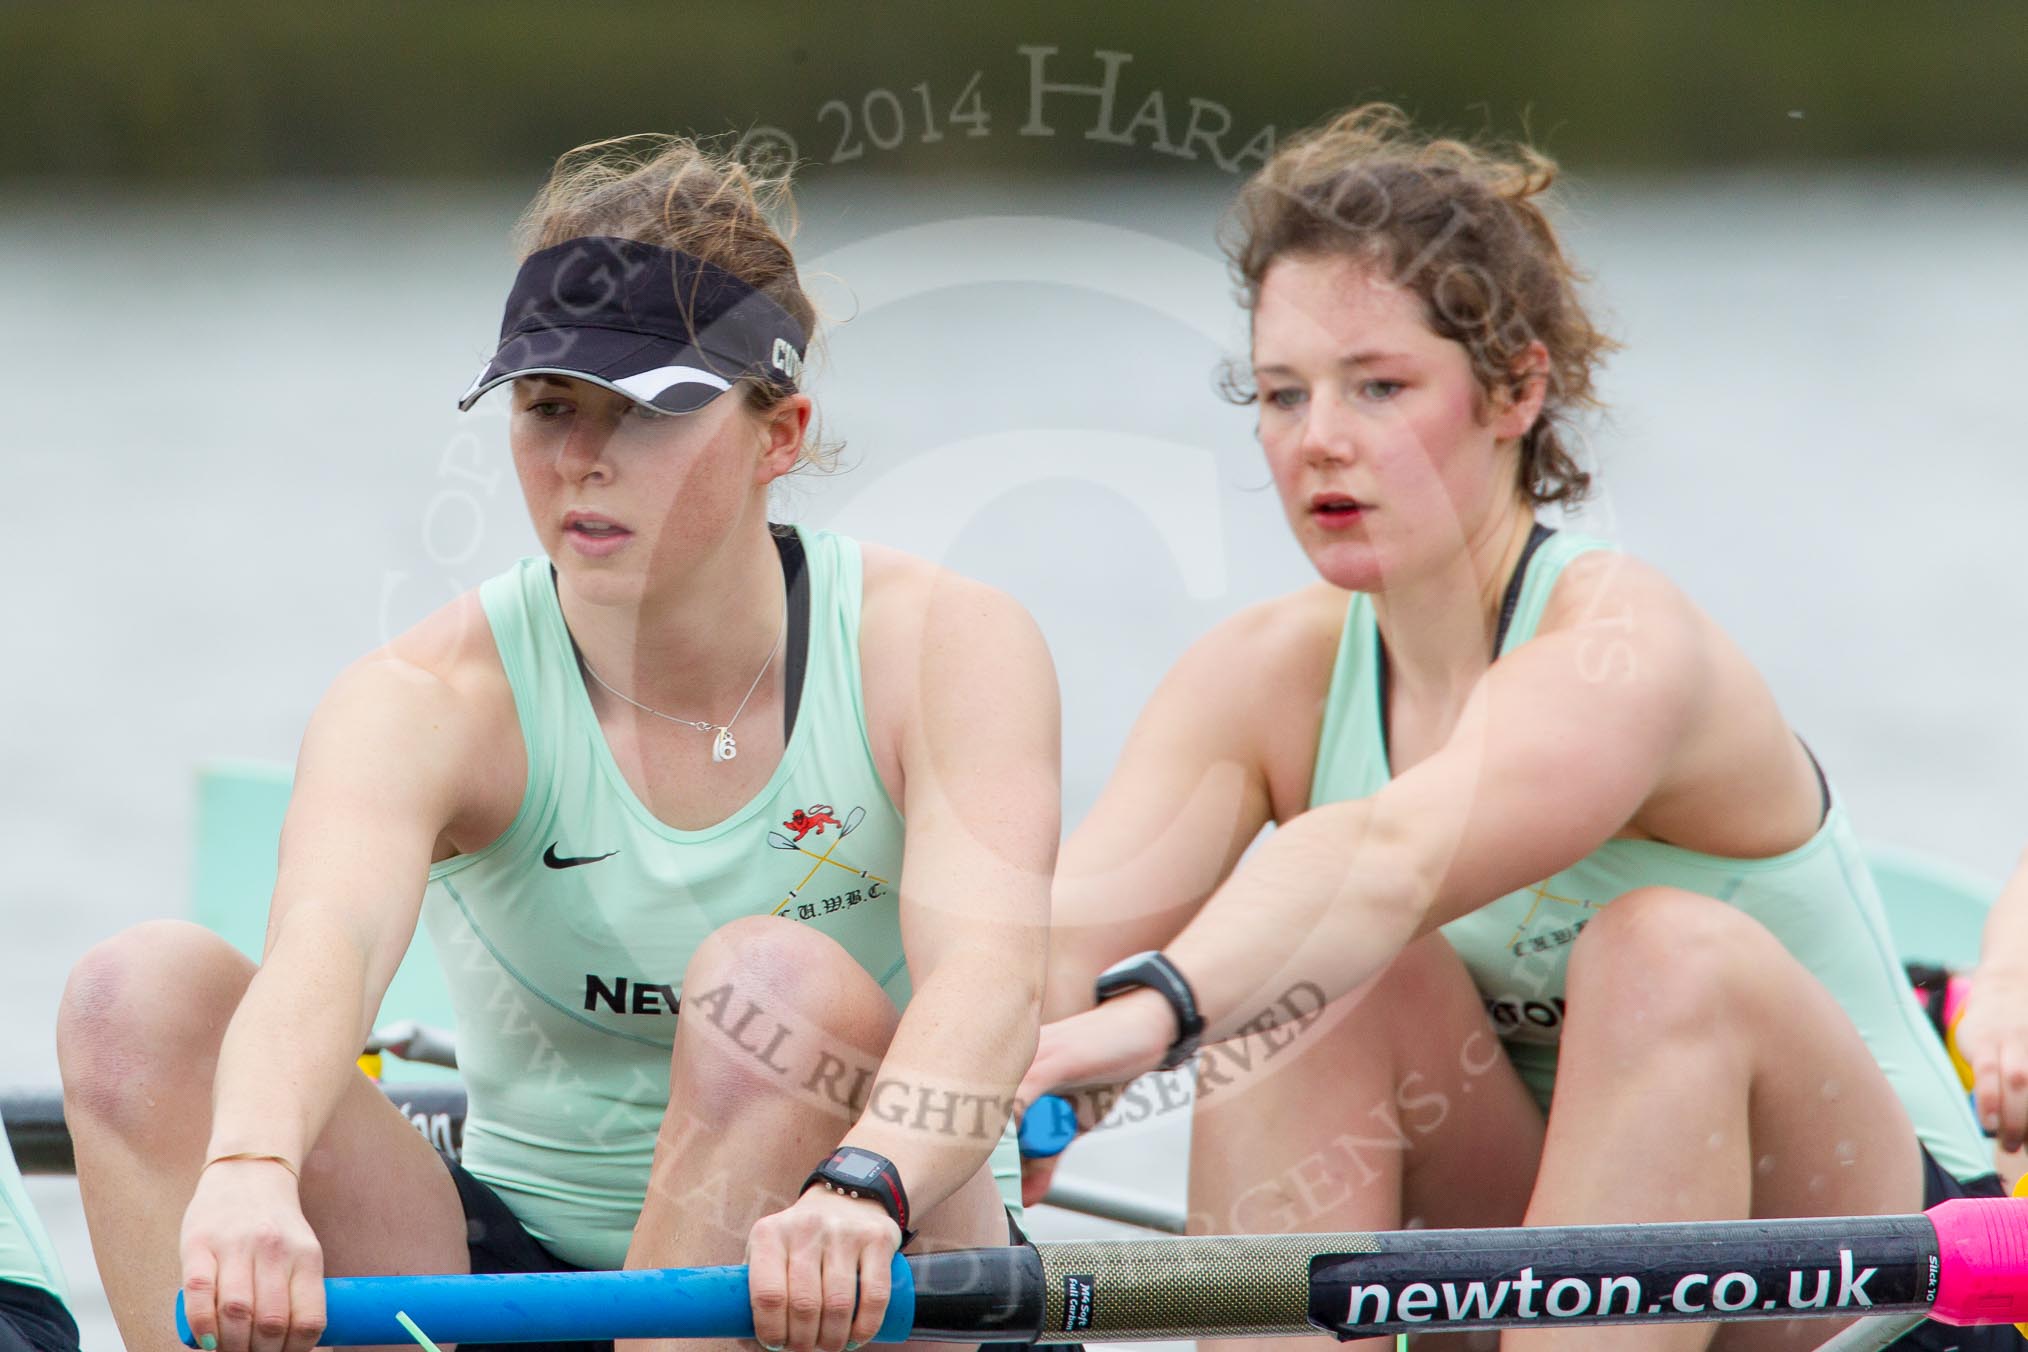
1929;1196;2028;1326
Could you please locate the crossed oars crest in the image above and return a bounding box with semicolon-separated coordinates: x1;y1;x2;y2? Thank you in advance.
767;804;890;914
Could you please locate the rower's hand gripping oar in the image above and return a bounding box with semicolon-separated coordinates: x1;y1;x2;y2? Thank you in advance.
177;1196;2028;1346
180;1257;923;1349
168;1081;1064;1351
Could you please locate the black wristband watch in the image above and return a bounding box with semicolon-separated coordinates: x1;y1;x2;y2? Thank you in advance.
1094;949;1205;1071
802;1146;914;1246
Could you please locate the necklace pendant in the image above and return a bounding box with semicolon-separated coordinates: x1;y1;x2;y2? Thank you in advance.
712;727;738;763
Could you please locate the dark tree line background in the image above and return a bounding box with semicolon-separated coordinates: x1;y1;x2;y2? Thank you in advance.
7;1;2024;186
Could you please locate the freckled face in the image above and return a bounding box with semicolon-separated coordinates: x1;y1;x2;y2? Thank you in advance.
1250;253;1524;593
508;376;764;603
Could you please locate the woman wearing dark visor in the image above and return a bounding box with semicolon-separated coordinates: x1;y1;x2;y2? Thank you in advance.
58;137;1057;1352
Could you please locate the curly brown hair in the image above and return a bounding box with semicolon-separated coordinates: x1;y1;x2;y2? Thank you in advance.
514;133;835;467
1221;105;1614;508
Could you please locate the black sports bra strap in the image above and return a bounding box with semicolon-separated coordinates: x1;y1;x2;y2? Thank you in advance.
1797;736;1833;826
1492;522;1557;656
773;527;812;740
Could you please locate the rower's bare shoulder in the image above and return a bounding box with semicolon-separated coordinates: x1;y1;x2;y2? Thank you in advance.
378;591;509;696
1163;582;1348;711
1536;548;1820;850
1539;547;1678;615
854;541;1056;742
292;592;522;862
311;591;512;774
857;541;1048;659
1127;584;1346;807
270;594;512;918
1527;547;1719;732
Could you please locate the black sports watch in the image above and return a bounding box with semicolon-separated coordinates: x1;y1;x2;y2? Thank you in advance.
1094;949;1205;1071
802;1146;914;1246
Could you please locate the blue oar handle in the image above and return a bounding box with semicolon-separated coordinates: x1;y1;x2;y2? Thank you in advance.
176;1254;917;1348
1016;1092;1079;1160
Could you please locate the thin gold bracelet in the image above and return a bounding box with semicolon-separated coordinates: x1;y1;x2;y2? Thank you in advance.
203;1151;300;1180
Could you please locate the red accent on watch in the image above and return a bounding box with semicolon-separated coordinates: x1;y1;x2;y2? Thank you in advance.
801;1146;914;1245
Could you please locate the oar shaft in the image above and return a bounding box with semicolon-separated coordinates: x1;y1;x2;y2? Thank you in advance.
1023;1204;2026;1342
1284;1217;1938;1342
166;1204;2028;1346
0;1090;76;1175
2;1086;471;1176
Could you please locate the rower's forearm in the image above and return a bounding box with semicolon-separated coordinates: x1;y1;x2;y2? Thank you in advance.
1040;910;1114;1023
1040;919;1144;1023
1041;882;1203;1022
206;909;376;1165
1166;800;1425;1041
841;956;1040;1216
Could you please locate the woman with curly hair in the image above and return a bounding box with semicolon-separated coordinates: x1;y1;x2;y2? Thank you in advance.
1022;106;1996;1352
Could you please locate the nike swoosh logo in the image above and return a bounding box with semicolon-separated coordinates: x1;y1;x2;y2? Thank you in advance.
544;843;619;869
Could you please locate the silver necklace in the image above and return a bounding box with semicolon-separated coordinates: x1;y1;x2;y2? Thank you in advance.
578;601;785;764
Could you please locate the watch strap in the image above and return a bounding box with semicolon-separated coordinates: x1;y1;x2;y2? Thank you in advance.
801;1147;914;1246
1094;949;1204;1071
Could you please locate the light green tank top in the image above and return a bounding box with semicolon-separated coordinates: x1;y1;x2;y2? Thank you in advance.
1308;529;1988;1181
423;527;1020;1269
0;1133;67;1303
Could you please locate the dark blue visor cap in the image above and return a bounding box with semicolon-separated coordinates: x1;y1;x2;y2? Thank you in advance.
458;236;807;415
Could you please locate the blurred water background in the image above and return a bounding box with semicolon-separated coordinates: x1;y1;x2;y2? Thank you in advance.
5;5;2028;1346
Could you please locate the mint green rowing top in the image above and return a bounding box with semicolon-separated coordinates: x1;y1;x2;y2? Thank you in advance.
422;527;1021;1269
1308;529;1989;1182
0;1134;66;1303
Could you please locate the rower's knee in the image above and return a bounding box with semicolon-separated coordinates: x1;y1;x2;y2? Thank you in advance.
1564;887;1772;1046
675;916;898;1096
1374;932;1481;1025
1306;932;1482;1065
58;920;253;1132
684;916;897;1031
